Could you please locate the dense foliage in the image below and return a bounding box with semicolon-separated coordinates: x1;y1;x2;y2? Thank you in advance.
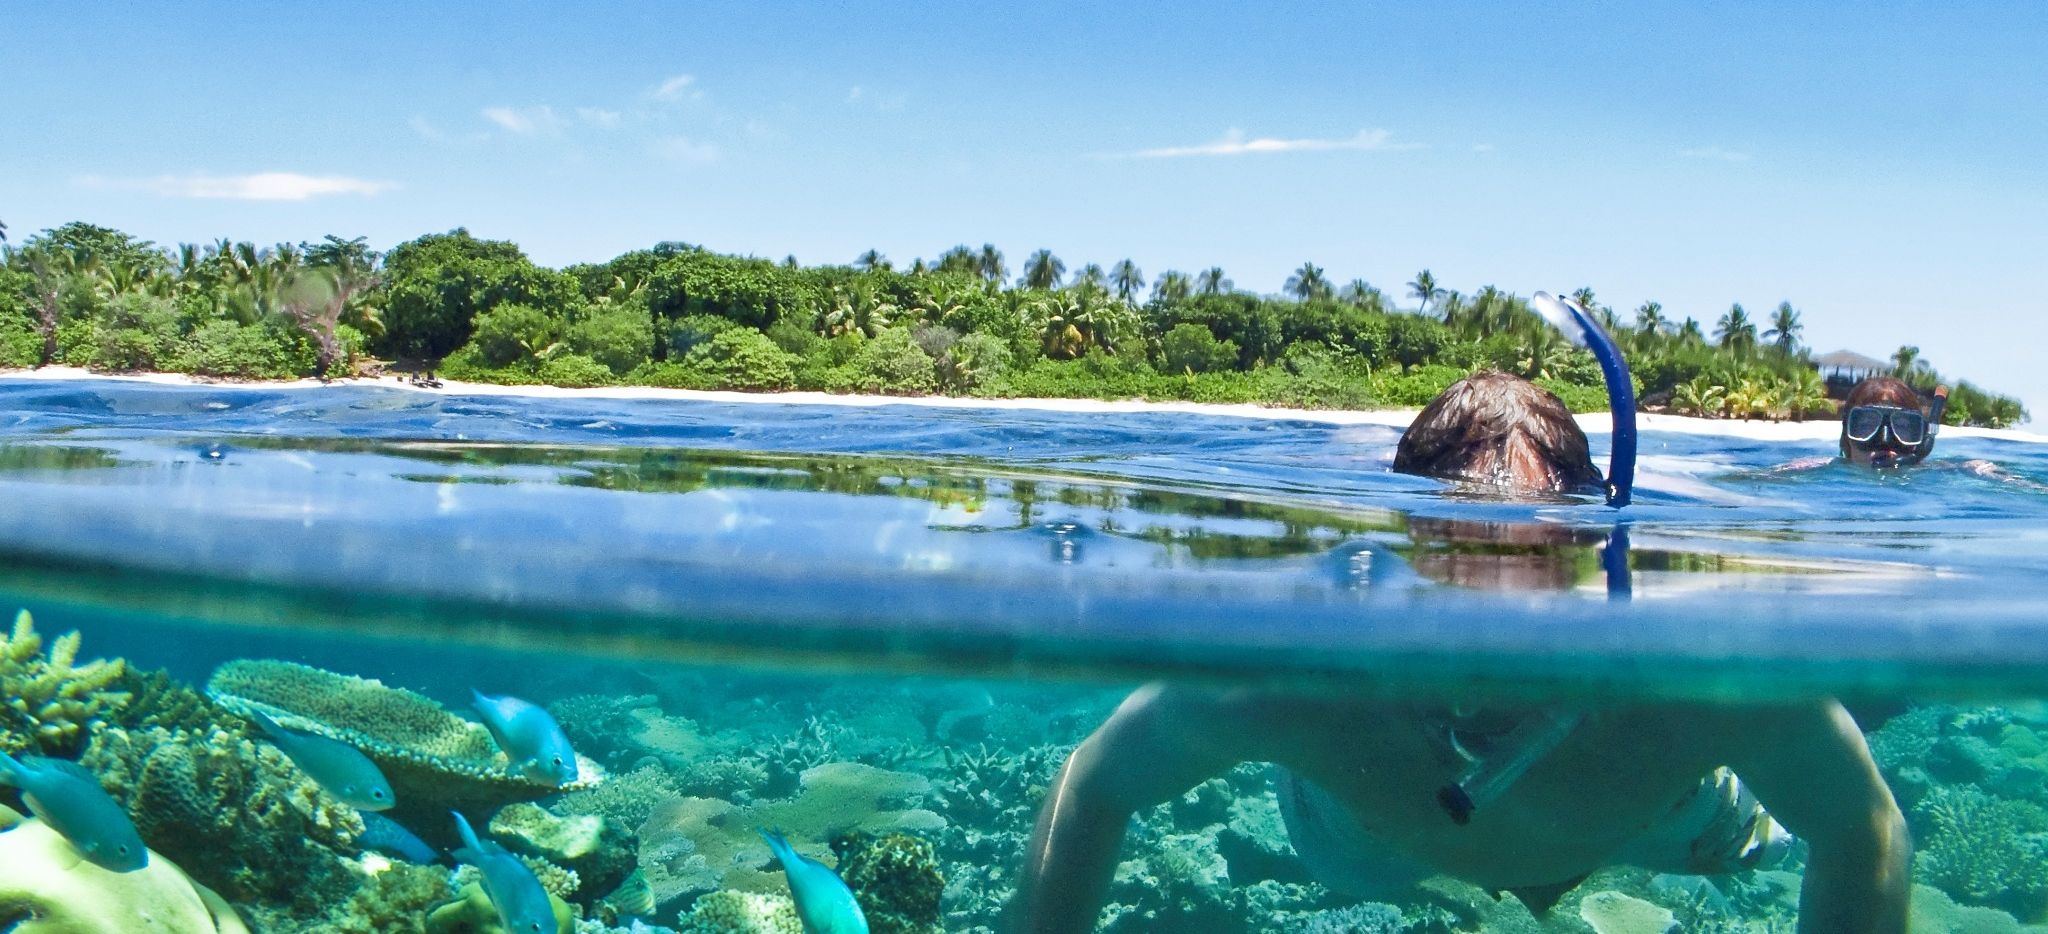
0;223;2027;427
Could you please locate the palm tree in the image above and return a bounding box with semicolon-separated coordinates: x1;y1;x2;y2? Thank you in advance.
855;249;890;272
1570;287;1597;312
977;244;1005;284
1110;259;1145;305
1672;377;1727;418
1677;317;1705;346
1633;301;1666;336
1715;303;1757;355
1196;267;1231;295
1892;345;1920;377
1074;263;1107;296
1764;302;1803;355
1780;367;1830;421
1340;279;1385;312
821;284;898;338
303;235;384;339
1285;262;1332;301
1021;249;1064;290
934;245;978;276
1407;269;1444;316
1152;270;1192;304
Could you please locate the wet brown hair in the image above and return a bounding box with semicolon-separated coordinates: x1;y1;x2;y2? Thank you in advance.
1393;370;1602;493
1843;376;1923;411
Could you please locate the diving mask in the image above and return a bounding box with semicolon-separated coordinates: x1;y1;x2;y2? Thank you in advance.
1843;405;1928;447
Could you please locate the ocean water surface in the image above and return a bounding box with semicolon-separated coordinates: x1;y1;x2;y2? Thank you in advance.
3;377;2047;933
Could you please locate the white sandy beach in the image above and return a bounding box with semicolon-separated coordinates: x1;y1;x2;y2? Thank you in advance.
4;365;2041;444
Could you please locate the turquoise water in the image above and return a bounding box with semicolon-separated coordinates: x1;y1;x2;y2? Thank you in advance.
3;378;2047;933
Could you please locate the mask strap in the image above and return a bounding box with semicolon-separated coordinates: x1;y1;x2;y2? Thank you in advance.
1530;293;1637;508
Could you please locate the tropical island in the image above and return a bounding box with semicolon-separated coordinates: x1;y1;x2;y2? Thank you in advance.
0;221;2028;427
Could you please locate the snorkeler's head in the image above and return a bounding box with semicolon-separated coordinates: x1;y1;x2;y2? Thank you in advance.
1394;370;1603;494
1840;376;1935;468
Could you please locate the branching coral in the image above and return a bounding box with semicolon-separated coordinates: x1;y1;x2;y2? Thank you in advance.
81;723;363;909
206;659;602;837
0;609;131;757
1913;785;2048;919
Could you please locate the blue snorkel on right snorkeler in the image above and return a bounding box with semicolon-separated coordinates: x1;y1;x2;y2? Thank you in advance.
1529;292;1637;509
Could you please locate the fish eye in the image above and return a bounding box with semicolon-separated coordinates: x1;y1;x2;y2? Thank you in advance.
373;789;388;800
552;756;563;765
118;844;131;855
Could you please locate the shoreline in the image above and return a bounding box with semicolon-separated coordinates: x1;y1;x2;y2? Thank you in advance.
4;365;2042;444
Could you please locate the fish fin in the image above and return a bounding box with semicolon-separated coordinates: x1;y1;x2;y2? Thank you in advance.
757;828;799;867
245;707;289;737
451;811;483;853
22;756;100;785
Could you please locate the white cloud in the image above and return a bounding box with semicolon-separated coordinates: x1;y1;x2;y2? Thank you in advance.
76;172;396;201
1472;143;1495;153
653;136;718;164
1122;128;1417;159
847;85;905;111
1679;146;1752;162
482;105;562;135
577;107;622;129
652;74;701;102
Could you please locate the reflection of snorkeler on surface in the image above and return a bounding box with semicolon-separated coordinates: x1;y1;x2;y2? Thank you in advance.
1009;295;1909;933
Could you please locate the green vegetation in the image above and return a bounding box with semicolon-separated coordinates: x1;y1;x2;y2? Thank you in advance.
0;222;2027;427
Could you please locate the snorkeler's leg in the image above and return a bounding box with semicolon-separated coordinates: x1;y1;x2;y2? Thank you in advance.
1714;700;1909;934
1010;683;1337;933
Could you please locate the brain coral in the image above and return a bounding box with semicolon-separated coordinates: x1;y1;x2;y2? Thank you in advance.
81;723;363;909
205;659;602;837
1;609;131;757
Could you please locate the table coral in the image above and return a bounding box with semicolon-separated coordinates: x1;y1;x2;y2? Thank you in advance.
206;659;602;837
0;609;130;758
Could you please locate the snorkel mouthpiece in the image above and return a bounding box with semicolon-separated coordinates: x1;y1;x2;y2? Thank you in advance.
1530;292;1637;508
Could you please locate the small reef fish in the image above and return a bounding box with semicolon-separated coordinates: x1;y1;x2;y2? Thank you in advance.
760;829;869;934
471;690;579;786
452;811;559;934
0;751;148;872
246;708;395;811
358;812;440;864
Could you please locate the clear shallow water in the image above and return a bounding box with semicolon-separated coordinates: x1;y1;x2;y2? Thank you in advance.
4;378;2048;933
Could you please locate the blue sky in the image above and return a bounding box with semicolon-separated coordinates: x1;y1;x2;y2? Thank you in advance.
3;3;2043;417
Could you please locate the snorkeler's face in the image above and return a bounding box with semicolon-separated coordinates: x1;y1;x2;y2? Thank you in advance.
1841;405;1928;468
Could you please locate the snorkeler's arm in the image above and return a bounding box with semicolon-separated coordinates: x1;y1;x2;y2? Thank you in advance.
1010;684;1315;933
1719;701;1910;934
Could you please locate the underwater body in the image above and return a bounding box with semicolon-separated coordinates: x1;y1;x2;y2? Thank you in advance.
0;378;2045;933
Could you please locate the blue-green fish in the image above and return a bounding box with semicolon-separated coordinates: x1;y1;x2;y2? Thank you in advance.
247;708;394;811
358;812;439;864
761;829;869;934
471;690;578;786
451;811;558;934
0;751;148;872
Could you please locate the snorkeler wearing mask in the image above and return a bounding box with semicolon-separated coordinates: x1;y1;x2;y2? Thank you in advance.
1009;294;1909;933
1840;377;1947;469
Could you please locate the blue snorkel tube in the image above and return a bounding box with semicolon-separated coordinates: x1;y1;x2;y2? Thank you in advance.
1529;292;1637;508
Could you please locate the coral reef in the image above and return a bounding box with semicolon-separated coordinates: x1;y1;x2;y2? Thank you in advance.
0;609;130;758
0;802;251;934
428;881;575;934
674;891;800;934
639;762;946;909
110;666;236;736
493;802;639;901
1577;890;1678;934
1914;786;2048;920
207;659;602;837
80;722;363;908
830;832;944;934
